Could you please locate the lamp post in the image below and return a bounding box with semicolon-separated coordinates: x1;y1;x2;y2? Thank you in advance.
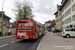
1;0;5;36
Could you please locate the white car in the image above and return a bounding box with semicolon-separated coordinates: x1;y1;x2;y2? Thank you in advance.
62;28;75;38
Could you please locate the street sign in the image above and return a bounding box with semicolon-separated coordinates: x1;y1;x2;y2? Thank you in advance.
8;29;11;32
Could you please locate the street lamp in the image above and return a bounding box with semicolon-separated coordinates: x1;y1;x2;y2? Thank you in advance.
1;0;5;36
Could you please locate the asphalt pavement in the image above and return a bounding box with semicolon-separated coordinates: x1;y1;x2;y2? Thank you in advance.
0;34;45;50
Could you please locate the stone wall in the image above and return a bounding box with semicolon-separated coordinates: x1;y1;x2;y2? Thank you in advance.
11;28;16;35
3;27;15;36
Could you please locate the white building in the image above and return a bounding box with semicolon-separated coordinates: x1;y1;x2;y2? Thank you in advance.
60;0;75;29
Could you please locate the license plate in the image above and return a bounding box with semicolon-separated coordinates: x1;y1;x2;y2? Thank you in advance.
18;33;25;36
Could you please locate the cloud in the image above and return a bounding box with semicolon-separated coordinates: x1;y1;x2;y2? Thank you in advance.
0;0;62;23
30;0;62;24
0;0;16;23
33;12;55;24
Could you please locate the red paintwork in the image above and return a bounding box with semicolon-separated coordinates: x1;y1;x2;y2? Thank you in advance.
16;20;36;39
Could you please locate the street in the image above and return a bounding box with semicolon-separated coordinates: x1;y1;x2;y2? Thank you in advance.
0;31;75;50
0;0;75;50
37;31;75;50
0;35;44;50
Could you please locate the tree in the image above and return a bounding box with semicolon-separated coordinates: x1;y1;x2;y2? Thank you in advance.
12;21;16;28
51;20;55;27
13;0;33;20
49;20;55;28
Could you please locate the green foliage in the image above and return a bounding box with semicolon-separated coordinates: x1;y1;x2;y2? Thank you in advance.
13;0;33;20
14;21;16;24
51;20;55;27
11;21;16;28
49;20;55;28
12;24;15;28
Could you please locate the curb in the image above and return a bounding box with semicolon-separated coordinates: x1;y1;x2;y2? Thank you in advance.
37;32;48;50
0;35;15;40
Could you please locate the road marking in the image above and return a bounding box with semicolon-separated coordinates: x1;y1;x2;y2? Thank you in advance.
0;44;8;48
11;41;15;43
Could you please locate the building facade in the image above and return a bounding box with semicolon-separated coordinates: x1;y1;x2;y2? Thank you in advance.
60;0;75;29
54;4;62;31
0;11;11;36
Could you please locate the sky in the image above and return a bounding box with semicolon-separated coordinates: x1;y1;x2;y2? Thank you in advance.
0;0;62;24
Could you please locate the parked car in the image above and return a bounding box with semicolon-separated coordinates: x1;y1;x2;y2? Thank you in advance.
53;29;60;33
48;29;51;32
62;28;75;38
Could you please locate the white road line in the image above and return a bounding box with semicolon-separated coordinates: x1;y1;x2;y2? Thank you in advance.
0;44;8;48
11;41;15;43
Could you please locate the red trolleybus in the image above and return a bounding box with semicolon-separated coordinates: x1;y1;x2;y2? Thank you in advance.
16;20;45;39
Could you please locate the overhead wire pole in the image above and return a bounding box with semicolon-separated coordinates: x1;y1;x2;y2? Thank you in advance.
1;0;5;36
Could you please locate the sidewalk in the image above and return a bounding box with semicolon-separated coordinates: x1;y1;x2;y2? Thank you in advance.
0;35;15;39
37;32;75;50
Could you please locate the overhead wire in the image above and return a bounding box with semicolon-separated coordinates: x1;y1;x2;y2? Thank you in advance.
33;0;42;18
33;0;40;13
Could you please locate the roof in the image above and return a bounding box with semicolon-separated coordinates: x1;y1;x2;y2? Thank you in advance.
60;0;68;11
54;11;58;15
0;11;11;19
54;5;61;15
45;20;52;23
61;0;65;4
10;23;14;25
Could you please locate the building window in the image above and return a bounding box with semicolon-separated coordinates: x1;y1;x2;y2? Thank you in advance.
67;17;71;23
70;25;72;28
64;0;71;9
72;4;75;11
62;14;65;19
3;18;5;22
69;17;71;22
64;17;71;24
67;26;69;28
65;8;71;17
69;8;71;14
61;0;71;14
74;25;75;28
62;21;64;25
72;15;75;21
